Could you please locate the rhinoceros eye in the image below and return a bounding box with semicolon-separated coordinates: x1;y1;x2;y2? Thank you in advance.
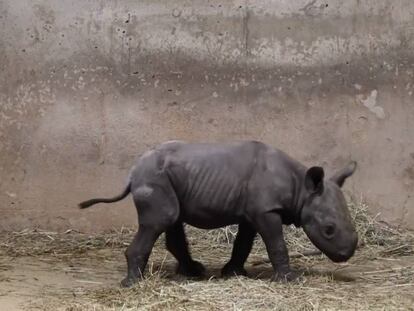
323;224;336;239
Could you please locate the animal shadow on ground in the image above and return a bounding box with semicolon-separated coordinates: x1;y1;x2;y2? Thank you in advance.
147;261;356;283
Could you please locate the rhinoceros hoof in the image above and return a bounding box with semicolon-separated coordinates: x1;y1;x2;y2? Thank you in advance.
271;270;303;283
120;276;140;288
221;263;248;278
176;260;206;277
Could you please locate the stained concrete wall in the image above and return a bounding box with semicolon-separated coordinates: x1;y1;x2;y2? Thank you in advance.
0;0;413;232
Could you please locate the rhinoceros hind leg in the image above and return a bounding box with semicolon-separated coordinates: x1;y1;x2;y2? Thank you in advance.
121;225;162;287
166;222;205;278
121;177;180;287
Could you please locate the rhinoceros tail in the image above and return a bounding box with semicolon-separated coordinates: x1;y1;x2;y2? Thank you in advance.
79;182;131;209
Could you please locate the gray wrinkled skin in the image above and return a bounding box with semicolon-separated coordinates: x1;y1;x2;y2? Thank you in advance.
79;140;358;287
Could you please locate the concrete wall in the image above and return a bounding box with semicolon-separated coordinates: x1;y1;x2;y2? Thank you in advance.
1;0;413;232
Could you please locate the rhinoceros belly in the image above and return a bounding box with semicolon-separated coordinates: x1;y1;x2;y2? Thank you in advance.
168;161;246;229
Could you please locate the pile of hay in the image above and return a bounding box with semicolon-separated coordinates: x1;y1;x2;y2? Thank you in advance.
0;227;134;258
1;201;413;310
2;201;410;260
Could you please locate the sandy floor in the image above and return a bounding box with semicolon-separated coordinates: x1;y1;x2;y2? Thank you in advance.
0;249;122;310
0;216;413;311
1;246;413;310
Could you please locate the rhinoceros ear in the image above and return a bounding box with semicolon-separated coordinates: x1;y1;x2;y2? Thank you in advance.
330;161;357;187
305;166;325;195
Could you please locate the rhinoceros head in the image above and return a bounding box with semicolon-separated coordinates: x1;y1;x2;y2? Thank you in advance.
300;161;358;262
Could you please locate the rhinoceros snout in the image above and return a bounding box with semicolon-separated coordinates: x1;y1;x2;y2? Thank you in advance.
329;232;358;262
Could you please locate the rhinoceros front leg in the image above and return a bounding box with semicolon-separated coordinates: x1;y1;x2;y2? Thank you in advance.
221;221;256;277
254;212;301;282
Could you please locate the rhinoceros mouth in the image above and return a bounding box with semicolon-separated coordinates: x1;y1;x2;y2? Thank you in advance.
326;252;353;263
324;237;358;263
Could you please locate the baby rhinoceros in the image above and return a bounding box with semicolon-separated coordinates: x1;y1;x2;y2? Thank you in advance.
79;140;358;287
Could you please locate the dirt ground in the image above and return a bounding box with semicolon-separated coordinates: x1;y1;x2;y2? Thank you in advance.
0;225;413;311
0;249;123;310
1;250;414;310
